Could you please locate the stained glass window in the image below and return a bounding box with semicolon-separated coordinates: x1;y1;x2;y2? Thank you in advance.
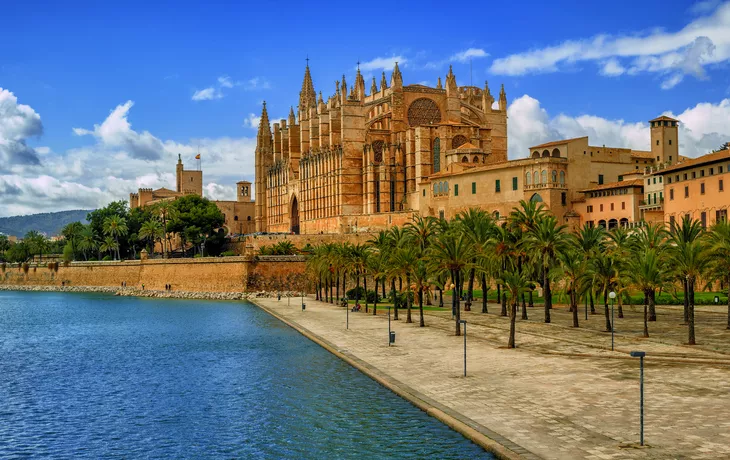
407;98;441;126
433;138;441;173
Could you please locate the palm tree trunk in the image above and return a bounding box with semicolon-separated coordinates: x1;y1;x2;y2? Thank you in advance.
406;274;412;324
364;277;368;313
508;300;517;348
618;294;624;318
544;267;552;323
572;290;579;328
521;294;528;320
688;278;696;345
496;283;501;307
438;286;444;307
336;273;340;304
500;291;507;317
643;291;650;338
381;278;386;301
727;274;730;330
528;290;534;308
682;278;689;324
521;292;527;312
316;277;321;301
373;279;378;316
603;289;611;332
342;273;346;301
355;273;361;312
466;267;475;311
481;274;488;314
419;288;425;327
649;290;657;321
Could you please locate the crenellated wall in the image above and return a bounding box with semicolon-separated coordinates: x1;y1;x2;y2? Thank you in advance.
0;257;306;293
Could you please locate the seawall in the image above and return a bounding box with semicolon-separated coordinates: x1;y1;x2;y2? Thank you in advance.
0;256;306;292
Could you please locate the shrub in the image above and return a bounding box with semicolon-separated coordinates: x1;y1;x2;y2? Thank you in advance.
387;290;413;307
346;287;380;303
102;255;113;261
194;254;202;258
220;250;236;257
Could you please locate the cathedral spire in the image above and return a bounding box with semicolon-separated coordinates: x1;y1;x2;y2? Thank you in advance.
258;101;271;139
482;80;494;111
499;83;507;111
298;61;317;114
288;106;296;125
437;77;442;89
390;61;402;89
446;65;458;94
371;77;378;95
380;72;388;90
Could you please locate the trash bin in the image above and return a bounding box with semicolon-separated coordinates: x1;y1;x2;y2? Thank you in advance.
714;296;720;304
389;331;396;344
302;303;306;311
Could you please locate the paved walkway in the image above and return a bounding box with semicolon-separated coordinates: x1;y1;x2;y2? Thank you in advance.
254;296;730;459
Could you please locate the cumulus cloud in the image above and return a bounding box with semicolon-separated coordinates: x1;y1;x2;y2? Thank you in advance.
0;88;43;169
490;2;730;88
192;87;223;101
507;94;730;160
359;56;406;72
449;48;489;62
73;101;165;160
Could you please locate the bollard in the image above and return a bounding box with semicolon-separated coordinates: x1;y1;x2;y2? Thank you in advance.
389;331;396;344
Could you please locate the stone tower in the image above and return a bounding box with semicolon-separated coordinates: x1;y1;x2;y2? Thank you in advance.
254;102;272;232
237;180;251;202
650;115;679;165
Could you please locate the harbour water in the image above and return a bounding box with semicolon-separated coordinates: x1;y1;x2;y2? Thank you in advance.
0;292;493;459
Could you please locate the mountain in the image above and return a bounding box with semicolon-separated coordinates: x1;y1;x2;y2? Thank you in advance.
0;210;93;238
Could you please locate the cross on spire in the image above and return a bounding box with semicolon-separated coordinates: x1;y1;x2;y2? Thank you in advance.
357;59;360;70
305;55;309;67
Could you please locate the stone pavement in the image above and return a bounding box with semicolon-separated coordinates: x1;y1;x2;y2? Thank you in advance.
254;296;730;459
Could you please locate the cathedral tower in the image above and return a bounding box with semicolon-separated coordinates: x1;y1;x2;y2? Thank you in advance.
650;115;679;165
254;102;272;232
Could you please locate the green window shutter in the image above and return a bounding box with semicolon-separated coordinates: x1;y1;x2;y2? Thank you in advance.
472;182;476;194
455;184;459;196
495;180;501;192
512;177;518;190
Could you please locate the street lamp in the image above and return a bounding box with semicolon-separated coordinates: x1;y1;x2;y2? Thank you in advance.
388;304;395;346
301;292;306;311
460;319;467;377
609;291;617;351
450;283;456;319
630;351;646;446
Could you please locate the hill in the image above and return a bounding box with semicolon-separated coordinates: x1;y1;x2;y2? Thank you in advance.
0;210;93;237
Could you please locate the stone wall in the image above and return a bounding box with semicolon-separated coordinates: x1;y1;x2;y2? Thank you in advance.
0;256;306;293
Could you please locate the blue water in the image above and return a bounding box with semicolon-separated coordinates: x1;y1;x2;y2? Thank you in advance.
0;292;493;459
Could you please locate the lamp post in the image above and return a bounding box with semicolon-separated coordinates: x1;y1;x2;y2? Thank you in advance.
585;294;588;321
301;292;306;311
630;351;646;446
346;297;349;330
609;291;617;351
450;283;456;319
388;304;393;346
460;319;467;377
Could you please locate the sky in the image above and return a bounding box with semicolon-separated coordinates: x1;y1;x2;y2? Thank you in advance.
2;0;730;217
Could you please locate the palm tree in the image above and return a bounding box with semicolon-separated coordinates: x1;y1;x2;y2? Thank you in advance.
78;226;98;261
630;223;668;321
389;244;420;323
668;216;709;345
154;200;176;257
628;248;667;338
61;221;84;261
607;227;632;318
139;220;163;253
348;243;370;312
587;252;619;332
573;224;607;314
427;229;473;336
708;220;730;329
499;267;532;348
25;230;48;262
558;248;587;328
386;226;409;320
525;215;569;323
103;215;128;260
100;236;119;259
456;208;493;309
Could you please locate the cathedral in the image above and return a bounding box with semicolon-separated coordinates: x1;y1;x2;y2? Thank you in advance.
254;63;508;234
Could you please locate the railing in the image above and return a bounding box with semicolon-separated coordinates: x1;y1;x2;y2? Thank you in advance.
523;183;567;191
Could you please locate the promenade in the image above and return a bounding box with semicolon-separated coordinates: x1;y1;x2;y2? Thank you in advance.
254;296;730;460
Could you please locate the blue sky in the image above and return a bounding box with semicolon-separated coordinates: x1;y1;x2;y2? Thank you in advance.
1;0;730;216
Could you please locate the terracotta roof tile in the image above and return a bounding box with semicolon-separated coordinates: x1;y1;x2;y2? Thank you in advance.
529;137;587;149
649;115;679;122
656;149;730;175
579;178;644;193
630;150;654;159
456;142;479;150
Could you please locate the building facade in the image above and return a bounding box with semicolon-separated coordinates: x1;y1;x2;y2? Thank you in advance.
130;155;255;235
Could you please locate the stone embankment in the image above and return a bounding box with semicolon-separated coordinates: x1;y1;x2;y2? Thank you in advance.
0;284;300;301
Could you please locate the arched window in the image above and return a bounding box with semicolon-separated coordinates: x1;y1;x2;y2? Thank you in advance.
234;216;239;221
434;183;439;195
559;170;565;185
542;150;550;157
530;193;543;202
552;170;557;183
533;171;539;184
532;151;540;158
444;181;449;193
247;216;251;221
372;140;384;163
541;170;547;184
551;148;560;157
493;211;500;220
452;135;468;149
473;156;479;163
462;156;469;163
525;172;531;185
433;138;441;173
407;98;442;126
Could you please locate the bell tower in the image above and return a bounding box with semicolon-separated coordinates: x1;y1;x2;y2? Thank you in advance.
650;115;679;165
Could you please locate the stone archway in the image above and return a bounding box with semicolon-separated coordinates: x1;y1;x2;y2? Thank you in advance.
290;195;300;234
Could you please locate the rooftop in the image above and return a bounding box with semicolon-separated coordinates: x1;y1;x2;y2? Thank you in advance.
529;137;587;149
579;178;644;193
649;115;679;123
655;148;730;175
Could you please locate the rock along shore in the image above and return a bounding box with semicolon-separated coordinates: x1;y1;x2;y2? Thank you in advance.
0;284;299;301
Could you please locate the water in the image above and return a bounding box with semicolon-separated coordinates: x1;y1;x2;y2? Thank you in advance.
0;292;493;459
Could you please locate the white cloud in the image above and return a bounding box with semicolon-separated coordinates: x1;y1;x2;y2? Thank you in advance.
450;48;489;62
690;0;722;14
490;2;730;88
359;56;406;72
0;88;43;169
218;75;234;88
600;58;626;76
204;183;236;201
507;94;730;160
192;87;223;101
72;101;165;160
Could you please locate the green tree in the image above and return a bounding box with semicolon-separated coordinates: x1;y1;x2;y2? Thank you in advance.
139;220;163;253
628;248;668;338
0;235;10;260
499;267;532;348
707;220;730;330
525;215;569;323
103;215;128;260
167;195;225;256
61;221;85;261
25;230;49;262
78;225;99;261
100;236;119;259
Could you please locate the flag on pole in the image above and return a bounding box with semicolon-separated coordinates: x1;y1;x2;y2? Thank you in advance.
195;154;201;160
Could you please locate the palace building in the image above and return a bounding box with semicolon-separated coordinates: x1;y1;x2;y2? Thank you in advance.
253;63;724;234
130;155;255;235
